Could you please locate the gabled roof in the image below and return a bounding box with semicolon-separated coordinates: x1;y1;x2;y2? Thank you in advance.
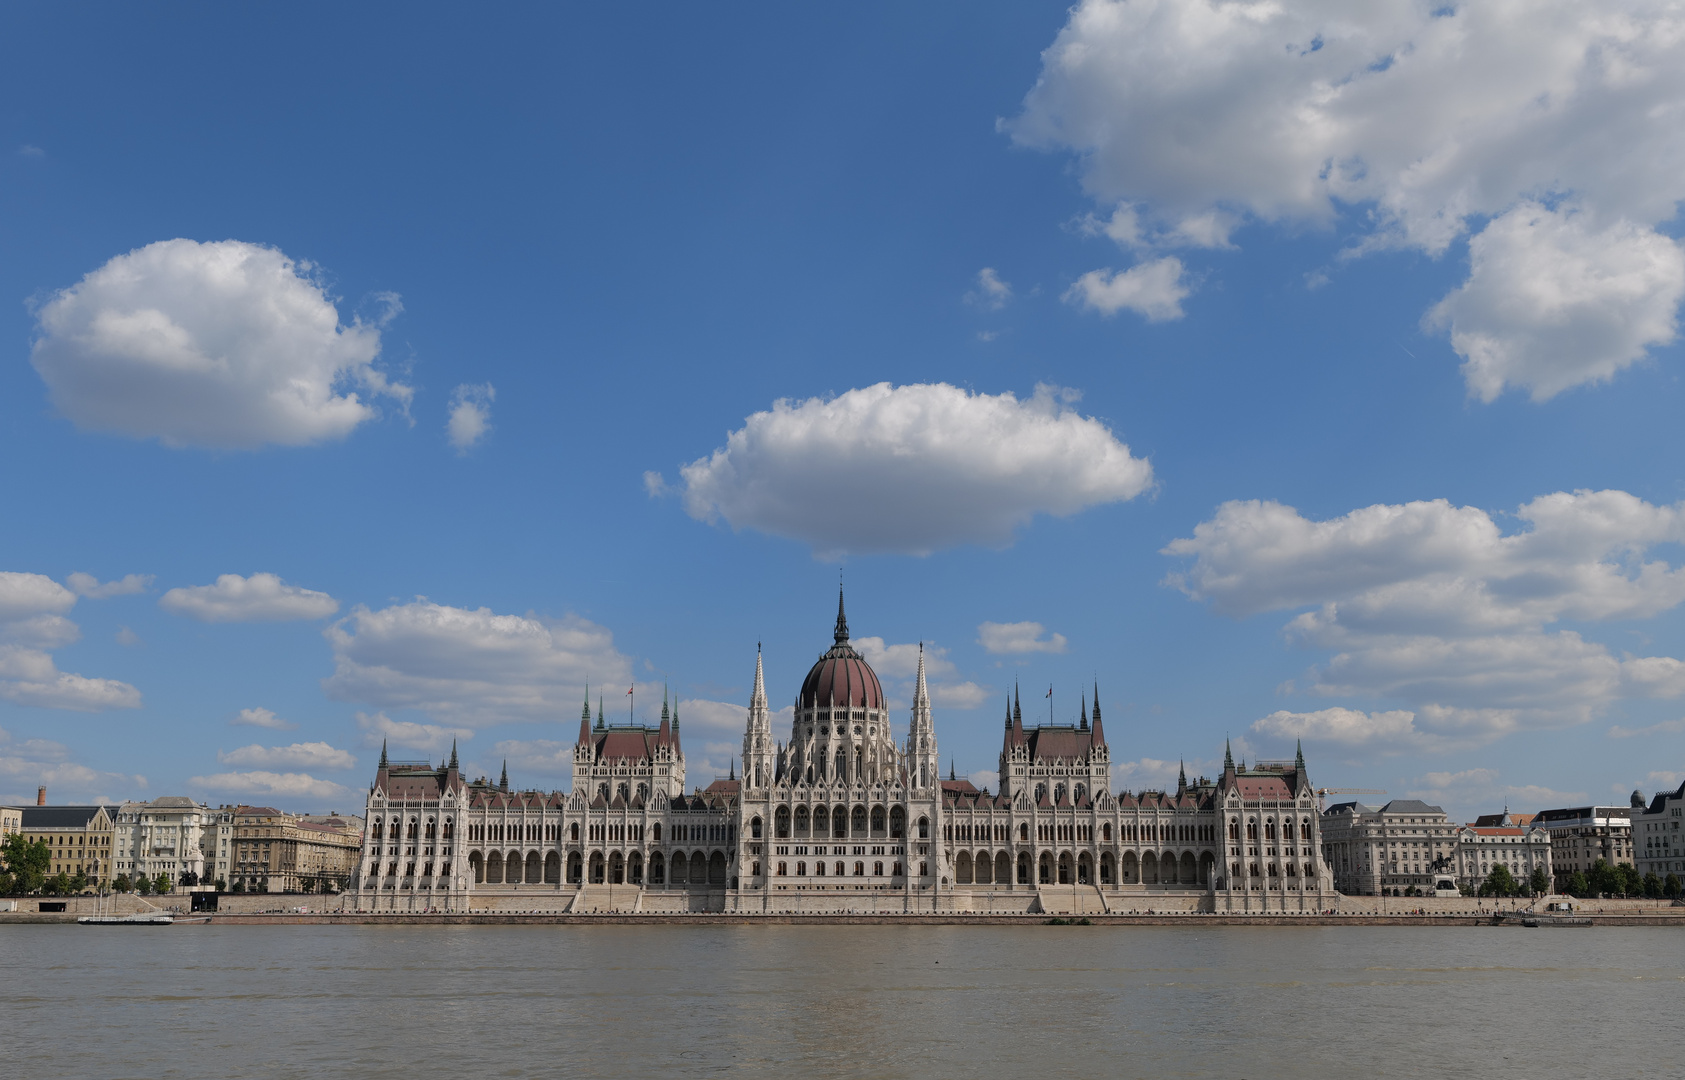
704;779;741;795
1380;799;1444;815
21;805;109;830
1023;726;1096;762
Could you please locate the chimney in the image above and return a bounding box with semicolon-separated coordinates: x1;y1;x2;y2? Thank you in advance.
37;785;47;805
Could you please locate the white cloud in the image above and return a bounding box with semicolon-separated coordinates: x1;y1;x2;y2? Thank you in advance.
325;600;632;724
29;238;410;449
1168;489;1685;744
446;383;495;453
1426;204;1685;401
656;382;1153;556
66;572;153;598
977;620;1069;656
230;707;295;731
160;572;339;622
188;770;354;803
853;637;956;679
216;742;357;771
931;681;990;709
1065;258;1189;321
965;267;1013;311
0;724;144;803
1253;707;1441;754
355;711;474;752
488;738;575;780
969;769;1001;792
0;572;139;711
1408;768;1586;820
1114;756;1213;793
1008;0;1685;398
1608;718;1685;739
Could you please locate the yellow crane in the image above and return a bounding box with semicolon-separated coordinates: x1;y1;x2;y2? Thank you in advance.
1316;787;1387;812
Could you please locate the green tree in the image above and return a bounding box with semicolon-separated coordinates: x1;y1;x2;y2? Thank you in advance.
113;874;131;893
1529;866;1551;895
213;878;226;892
1665;873;1682;899
69;870;88;893
1566;870;1590;897
0;870;14;894
298;876;316;894
46;871;72;895
135;873;152;895
1643;872;1663;898
1;834;51;894
1616;863;1643;898
1480;865;1518;897
1587;859;1618;897
231;880;246;893
152;873;171;894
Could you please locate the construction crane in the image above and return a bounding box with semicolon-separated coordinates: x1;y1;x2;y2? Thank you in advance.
1316;787;1387;812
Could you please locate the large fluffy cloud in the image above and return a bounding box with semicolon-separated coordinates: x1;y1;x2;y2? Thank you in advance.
160;573;339;622
977;621;1068;656
188;770;354;805
324;601;633;724
0;572;140;711
1168;489;1685;746
216;742;357;771
1008;0;1685;399
30;239;411;449
651;383;1153;556
1;724;145;804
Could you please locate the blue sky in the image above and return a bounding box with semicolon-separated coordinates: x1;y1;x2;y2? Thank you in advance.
4;2;1685;822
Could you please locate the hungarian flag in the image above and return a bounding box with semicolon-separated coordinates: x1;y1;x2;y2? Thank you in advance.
626;686;634;695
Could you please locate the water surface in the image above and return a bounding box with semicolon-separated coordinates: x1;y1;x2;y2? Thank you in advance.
5;923;1679;1078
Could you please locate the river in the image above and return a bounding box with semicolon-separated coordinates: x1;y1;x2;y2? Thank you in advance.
4;923;1679;1078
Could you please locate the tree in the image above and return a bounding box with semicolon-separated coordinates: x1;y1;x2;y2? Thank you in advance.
298;876;317;894
1;834;51;894
231;880;246;893
1480;865;1518;897
1566;870;1590;897
1616;863;1643;898
213;878;226;892
152;873;171;895
46;871;72;895
1529;866;1551;895
0;870;13;894
69;871;88;894
113;874;132;893
135;873;153;895
1643;872;1663;898
1666;873;1682;899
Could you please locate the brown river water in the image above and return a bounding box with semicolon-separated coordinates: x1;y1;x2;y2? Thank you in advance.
4;923;1680;1079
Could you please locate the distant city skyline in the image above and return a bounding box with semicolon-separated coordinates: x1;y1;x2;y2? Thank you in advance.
4;2;1685;826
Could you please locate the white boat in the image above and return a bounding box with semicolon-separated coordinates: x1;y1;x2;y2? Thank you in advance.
78;912;174;925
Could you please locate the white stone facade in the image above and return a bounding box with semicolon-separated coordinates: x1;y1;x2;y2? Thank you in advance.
1320;800;1460;896
1633;780;1685;882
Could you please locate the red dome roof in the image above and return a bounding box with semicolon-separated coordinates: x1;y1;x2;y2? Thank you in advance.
798;589;884;711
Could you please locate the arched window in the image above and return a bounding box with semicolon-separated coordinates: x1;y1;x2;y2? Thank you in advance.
918;816;930;839
629;851;643;885
853;861;865;877
649;852;664;884
372;818;383;840
570;822;579;842
1266;819;1276;840
1247;819;1258;840
1102;822;1112;843
794;805;809;837
777;861;788;876
871;806;886;834
651;823;660;843
407;818;418;839
1019;822;1029;842
589;852;605;884
1054;783;1066;804
850;805;867;836
443;818;454;839
1229;820;1239;841
834;861;845;876
890;806;905;838
797;861;807;876
751;816;763;839
597;783;609;802
1038;852;1053;884
812;805;828;836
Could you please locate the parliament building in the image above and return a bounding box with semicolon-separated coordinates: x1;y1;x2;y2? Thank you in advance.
352;593;1333;913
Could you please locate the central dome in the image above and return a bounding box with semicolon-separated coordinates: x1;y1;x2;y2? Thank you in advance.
798;590;884;711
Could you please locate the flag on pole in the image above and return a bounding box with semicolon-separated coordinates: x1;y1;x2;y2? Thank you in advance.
626;687;634;695
1046;686;1052;698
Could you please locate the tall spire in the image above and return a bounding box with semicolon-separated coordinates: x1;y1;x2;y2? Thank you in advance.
379;739;388;768
499;760;508;790
1080;691;1088;731
751;642;767;709
1012;684;1021;724
449;740;458;769
1005;697;1012;730
1223;738;1235;771
595;696;604;731
1295;738;1306;770
834;584;850;645
662;684;670;722
1090;682;1105;747
744;642;772;790
914;642;929;708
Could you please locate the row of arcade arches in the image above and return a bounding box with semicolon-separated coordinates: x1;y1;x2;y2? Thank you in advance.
950;849;1218;886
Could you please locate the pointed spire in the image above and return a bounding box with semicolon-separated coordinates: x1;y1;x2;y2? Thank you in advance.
499;760;508;790
1080;691;1088;731
1090;683;1105;747
1295;738;1306;770
729;760;735;781
1223;739;1235;772
1005;697;1013;730
949;759;956;781
751;642;767;708
914;642;929;706
378;739;388;768
595;696;604;731
672;700;681;745
1012;684;1021;724
834;584;849;645
449;740;459;769
662;684;670;722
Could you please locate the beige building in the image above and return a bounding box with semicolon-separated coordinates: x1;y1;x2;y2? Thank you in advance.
1319;799;1459;895
231;806;362;892
20;805;116;888
1456;817;1552;890
1632;780;1685;882
112;796;217;890
1;805;21;839
1533;804;1633;890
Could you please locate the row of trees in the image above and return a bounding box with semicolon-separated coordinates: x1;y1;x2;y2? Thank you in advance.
0;834;52;894
1561;859;1681;900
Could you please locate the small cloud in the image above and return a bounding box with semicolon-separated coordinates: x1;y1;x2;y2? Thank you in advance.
160;572;338;622
446;383;495;453
1304;269;1331;290
1065;258;1189;321
931;681;990;709
969;768;1000;792
68;572;153;598
216;741;357;771
965;267;1013;311
115;626;141;647
188;770;354;803
18;145;44;158
977;330;999;342
977;621;1068;655
1608;718;1685;739
355;710;473;752
231;707;296;730
643;470;673;497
